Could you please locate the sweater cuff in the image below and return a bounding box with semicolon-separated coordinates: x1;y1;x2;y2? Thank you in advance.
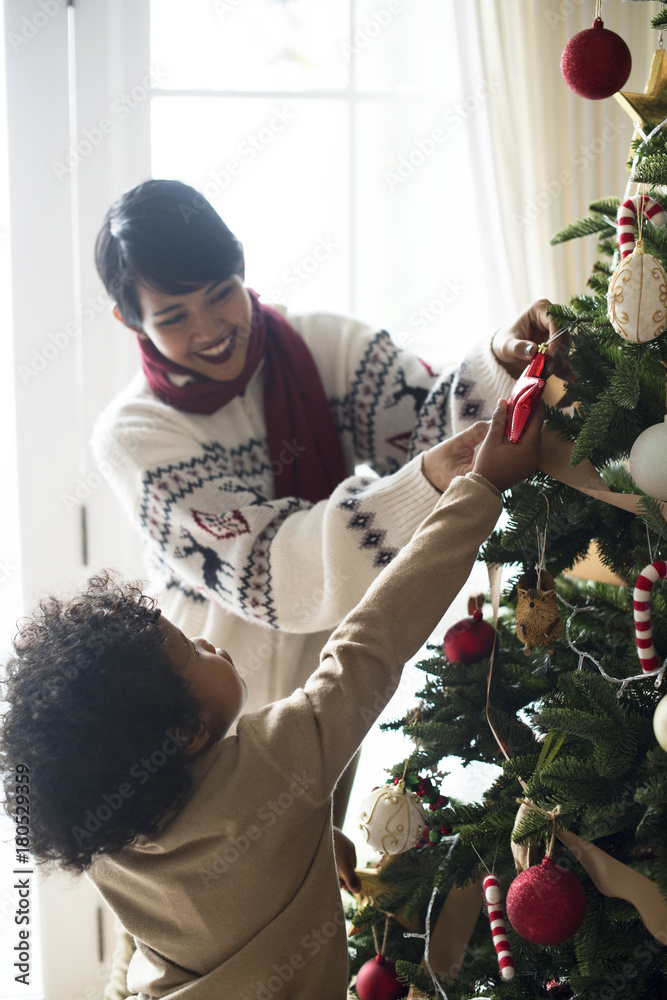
366;453;442;535
466;470;503;499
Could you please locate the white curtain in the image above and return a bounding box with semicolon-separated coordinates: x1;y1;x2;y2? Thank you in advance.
453;0;660;318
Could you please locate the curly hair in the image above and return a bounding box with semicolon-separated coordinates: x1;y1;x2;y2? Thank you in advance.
0;573;203;873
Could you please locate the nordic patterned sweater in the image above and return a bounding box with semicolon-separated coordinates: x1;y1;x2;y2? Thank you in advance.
92;308;514;715
87;473;503;1000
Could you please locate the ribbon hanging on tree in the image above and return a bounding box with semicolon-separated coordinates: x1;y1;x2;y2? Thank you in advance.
538;427;667;522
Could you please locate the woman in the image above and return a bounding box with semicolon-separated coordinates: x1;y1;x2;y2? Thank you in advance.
93;178;563;746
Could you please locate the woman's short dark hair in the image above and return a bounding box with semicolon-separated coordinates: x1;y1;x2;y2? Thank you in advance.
0;572;203;873
95;179;245;329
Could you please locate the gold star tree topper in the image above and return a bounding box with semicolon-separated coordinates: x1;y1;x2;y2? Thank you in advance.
615;48;667;130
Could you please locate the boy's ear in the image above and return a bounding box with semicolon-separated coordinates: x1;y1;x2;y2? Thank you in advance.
113;305;146;337
182;724;209;758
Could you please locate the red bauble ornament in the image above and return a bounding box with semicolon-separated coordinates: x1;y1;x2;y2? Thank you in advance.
560;19;631;100
443;605;495;665
355;955;408;1000
505;856;587;945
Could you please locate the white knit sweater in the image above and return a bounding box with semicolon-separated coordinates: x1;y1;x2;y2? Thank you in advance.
92;308;513;714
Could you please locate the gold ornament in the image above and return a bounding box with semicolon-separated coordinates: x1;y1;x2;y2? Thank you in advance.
349;865;422;935
359;782;426;855
607;240;667;342
615;49;667;131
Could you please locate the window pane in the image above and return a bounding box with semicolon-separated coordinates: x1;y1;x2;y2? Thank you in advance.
150;0;350;92
354;96;492;366
151;97;350;314
353;0;460;94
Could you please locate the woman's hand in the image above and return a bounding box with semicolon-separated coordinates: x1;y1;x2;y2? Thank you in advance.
422;421;489;493
492;299;572;382
333;826;360;893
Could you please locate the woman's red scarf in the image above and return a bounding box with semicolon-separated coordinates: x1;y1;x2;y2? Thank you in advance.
137;291;348;504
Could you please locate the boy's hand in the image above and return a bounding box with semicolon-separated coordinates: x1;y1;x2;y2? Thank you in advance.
473;399;543;492
422;421;489;493
333;826;360;893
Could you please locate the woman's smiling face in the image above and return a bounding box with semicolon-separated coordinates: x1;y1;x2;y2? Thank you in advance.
135;275;253;381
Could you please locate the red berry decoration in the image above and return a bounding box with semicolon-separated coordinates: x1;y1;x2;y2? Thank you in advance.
443;599;496;666
560;18;631;100
355;955;408;1000
505;856;587;945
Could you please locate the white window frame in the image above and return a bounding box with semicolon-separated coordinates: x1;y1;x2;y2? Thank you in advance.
5;3;151;996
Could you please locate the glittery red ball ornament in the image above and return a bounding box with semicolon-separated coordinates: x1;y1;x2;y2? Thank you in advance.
355;955;408;1000
560;19;631;100
505;856;587;945
443;609;496;665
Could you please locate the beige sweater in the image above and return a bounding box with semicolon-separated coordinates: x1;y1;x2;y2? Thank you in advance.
88;473;502;999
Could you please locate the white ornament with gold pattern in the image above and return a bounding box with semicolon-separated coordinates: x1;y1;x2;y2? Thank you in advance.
607;195;667;343
359;782;427;855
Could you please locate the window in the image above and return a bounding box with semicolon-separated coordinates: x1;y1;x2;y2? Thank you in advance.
149;0;493;362
3;2;500;994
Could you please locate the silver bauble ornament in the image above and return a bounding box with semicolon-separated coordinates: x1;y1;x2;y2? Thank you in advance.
629;416;667;500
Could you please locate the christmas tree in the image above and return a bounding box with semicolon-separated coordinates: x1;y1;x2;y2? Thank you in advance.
347;14;667;1000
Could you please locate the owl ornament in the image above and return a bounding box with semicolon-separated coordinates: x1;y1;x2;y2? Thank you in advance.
515;569;564;656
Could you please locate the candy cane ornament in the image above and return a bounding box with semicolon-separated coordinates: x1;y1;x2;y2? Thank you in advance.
633;561;667;673
482;873;515;981
617;196;666;258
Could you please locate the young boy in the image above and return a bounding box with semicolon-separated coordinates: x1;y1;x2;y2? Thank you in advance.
0;400;542;999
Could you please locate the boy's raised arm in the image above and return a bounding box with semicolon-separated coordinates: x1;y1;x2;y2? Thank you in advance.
302;400;543;795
